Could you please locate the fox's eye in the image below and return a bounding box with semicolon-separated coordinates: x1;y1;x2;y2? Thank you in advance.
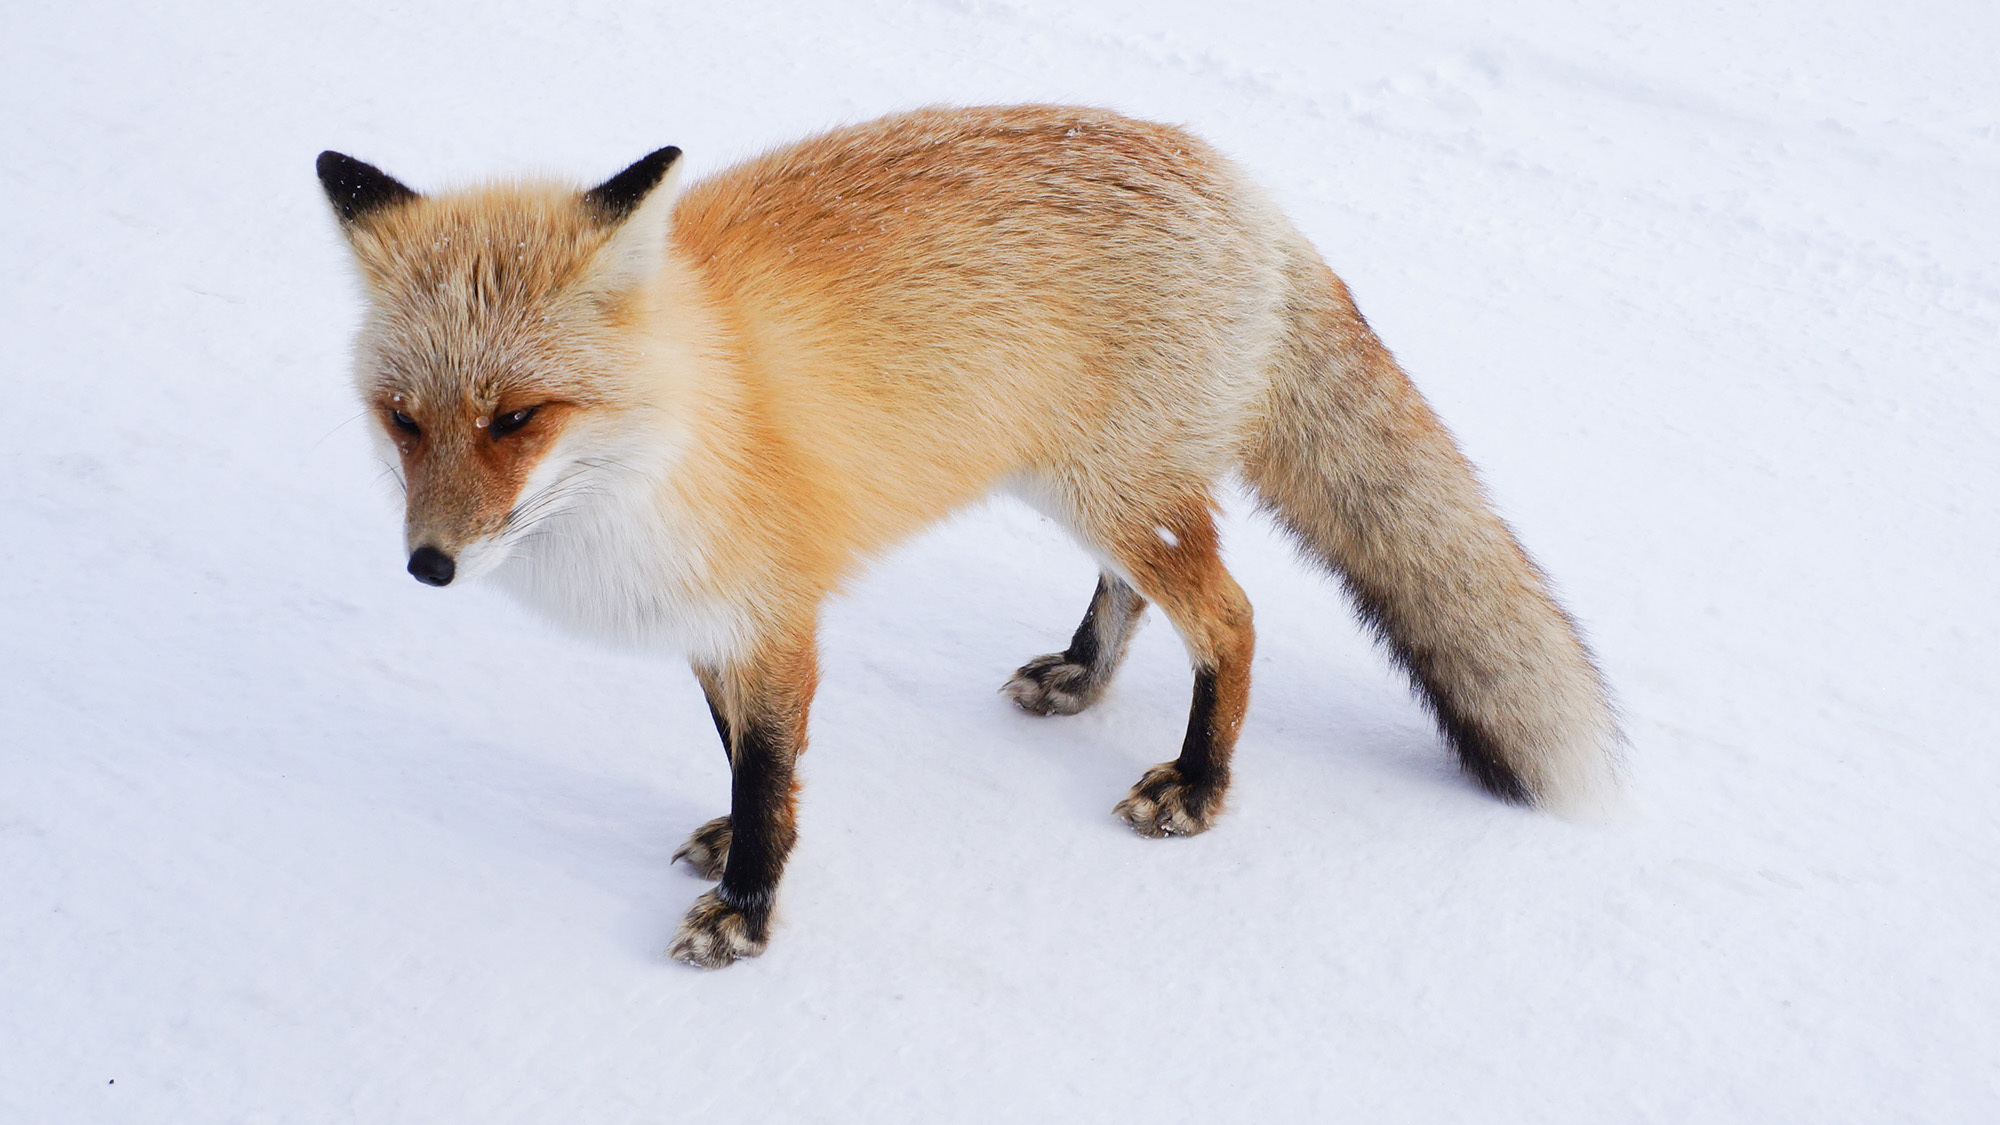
388;409;420;435
492;406;540;436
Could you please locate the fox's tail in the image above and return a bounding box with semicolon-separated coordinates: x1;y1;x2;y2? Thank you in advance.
1243;268;1622;817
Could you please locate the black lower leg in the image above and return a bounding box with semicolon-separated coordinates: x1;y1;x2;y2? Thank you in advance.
672;667;738;880
1113;663;1235;837
1071;575;1144;675
1173;666;1229;793
717;716;797;940
1064;575;1115;668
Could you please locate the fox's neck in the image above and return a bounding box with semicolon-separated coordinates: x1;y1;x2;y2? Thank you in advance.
488;250;804;665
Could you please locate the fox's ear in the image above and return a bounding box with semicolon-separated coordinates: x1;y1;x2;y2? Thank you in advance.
583;146;682;222
584;146;684;294
316;151;419;227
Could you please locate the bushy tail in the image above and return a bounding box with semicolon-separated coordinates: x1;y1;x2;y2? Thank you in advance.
1244;270;1621;817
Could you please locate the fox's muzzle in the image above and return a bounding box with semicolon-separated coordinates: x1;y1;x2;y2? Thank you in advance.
408;546;456;587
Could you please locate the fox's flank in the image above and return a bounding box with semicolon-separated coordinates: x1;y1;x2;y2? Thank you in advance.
320;104;1622;969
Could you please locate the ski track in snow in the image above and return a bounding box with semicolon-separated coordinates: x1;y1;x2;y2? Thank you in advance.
4;1;1995;1120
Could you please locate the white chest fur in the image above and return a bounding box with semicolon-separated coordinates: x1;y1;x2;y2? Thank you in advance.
487;438;751;667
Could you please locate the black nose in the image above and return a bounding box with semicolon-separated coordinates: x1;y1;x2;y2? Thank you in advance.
407;546;455;587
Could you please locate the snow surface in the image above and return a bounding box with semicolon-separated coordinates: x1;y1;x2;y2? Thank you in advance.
5;0;1997;1120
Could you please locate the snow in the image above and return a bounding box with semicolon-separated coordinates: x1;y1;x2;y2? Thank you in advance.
4;0;1996;1120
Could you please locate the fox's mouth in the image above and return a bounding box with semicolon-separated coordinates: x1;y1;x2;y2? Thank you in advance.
408;533;517;587
397;439;602;588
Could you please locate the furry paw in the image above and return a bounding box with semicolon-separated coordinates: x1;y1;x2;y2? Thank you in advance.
1114;763;1221;838
672;816;732;881
667;890;768;969
1003;653;1099;716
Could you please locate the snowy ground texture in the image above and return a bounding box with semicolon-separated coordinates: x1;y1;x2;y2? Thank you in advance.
6;0;1997;1120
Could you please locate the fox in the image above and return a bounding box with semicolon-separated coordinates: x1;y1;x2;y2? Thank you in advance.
317;104;1621;968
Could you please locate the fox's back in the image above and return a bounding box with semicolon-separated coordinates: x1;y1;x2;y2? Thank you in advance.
668;106;1312;523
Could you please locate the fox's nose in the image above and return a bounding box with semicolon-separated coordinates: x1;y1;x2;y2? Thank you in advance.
407;546;455;587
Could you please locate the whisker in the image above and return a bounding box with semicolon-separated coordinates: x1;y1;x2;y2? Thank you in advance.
372;459;408;496
310;409;373;453
502;461;618;532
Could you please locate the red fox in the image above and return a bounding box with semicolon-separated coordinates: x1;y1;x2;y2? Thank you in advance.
318;105;1621;968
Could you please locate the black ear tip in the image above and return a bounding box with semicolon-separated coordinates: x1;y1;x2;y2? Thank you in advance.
315;150;371;190
583;146;683;221
317;150;418;224
626;146;683;183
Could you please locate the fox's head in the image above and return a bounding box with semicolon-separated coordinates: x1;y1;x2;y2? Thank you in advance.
318;147;684;587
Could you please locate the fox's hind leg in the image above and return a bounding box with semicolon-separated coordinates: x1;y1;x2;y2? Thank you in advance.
1004;574;1148;715
1088;497;1255;837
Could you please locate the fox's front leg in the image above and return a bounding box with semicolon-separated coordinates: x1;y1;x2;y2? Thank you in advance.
669;636;815;969
672;666;737;881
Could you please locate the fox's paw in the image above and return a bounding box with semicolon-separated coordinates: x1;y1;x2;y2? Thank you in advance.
667;890;768;969
1114;763;1222;838
1004;653;1100;716
672;816;732;881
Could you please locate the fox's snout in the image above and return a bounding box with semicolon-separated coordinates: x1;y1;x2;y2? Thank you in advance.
407;546;456;587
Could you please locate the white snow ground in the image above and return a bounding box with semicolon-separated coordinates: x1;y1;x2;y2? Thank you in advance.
4;1;1996;1120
